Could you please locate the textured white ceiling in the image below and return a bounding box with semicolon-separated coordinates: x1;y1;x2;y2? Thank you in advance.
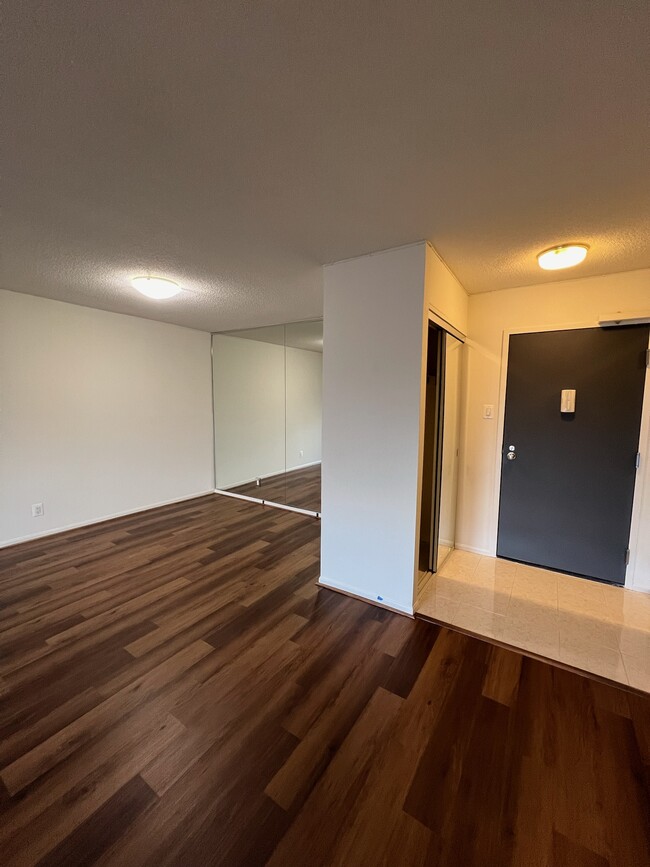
2;1;649;332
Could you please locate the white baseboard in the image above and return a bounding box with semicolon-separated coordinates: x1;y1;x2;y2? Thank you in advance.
318;576;414;616
214;488;319;518
217;469;285;490
0;490;215;549
213;489;266;505
285;459;322;472
454;542;493;557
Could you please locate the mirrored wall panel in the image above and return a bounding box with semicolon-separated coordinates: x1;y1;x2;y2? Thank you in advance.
284;321;323;511
212;320;322;515
418;321;464;583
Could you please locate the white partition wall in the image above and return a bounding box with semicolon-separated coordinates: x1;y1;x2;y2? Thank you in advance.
320;243;468;614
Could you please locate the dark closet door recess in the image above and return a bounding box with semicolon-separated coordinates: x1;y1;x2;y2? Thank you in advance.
497;325;649;585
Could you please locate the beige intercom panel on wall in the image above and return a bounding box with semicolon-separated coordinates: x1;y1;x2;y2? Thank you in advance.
561;389;576;413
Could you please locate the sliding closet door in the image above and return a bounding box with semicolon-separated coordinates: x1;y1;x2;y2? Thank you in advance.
437;331;463;569
418;323;464;578
418;323;444;574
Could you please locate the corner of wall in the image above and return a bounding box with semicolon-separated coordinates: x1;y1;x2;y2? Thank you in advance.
424;243;469;336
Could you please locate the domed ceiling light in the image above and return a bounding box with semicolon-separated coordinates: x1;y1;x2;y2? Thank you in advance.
537;244;589;271
131;276;182;299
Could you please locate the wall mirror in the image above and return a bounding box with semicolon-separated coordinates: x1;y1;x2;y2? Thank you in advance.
212;319;322;515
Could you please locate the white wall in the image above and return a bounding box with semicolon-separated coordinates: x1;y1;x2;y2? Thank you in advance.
320;244;427;613
286;346;322;470
213;334;322;489
321;242;469;613
457;268;650;591
0;290;214;546
416;243;470;588
424;243;469;335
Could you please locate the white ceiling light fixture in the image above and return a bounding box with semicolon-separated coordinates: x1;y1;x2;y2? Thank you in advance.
131;276;182;299
537;243;589;271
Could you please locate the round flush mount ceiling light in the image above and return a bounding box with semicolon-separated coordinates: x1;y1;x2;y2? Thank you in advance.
537;243;589;271
131;276;182;299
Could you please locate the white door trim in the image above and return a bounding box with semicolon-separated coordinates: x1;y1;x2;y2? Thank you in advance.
427;306;467;344
627;334;650;590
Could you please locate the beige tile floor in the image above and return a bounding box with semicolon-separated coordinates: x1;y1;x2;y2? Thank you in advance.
416;549;650;693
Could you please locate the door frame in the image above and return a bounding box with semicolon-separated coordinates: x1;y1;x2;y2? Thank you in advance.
415;308;466;598
490;320;650;590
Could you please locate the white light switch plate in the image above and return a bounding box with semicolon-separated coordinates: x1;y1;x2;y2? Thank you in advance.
483;404;494;419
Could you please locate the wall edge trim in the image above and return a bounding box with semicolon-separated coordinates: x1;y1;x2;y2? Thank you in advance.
318;576;414;616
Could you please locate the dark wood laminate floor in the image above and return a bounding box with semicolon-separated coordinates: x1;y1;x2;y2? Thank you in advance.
227;464;321;513
0;494;648;866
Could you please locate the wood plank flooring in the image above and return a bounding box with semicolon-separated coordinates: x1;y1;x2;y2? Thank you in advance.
227;464;321;513
0;493;648;866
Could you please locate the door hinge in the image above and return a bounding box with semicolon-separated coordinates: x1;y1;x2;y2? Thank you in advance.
646;348;650;368
625;548;631;566
636;452;642;469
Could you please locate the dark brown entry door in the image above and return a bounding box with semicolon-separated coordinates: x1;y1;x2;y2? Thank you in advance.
497;325;649;584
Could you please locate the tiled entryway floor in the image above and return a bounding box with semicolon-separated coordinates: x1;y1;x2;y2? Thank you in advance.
416;550;650;693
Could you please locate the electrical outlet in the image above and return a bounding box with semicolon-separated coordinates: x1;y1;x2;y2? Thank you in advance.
31;503;44;518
